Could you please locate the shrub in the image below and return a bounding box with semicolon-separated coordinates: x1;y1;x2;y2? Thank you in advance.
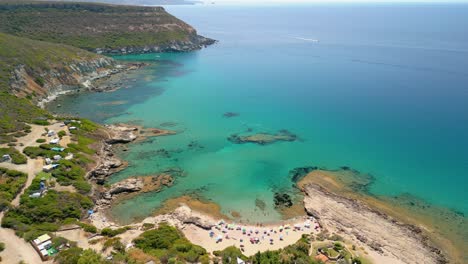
333;242;344;251
214;246;246;264
58;130;66;138
79;222;97;233
36;138;46;143
73;181;91;194
77;249;104;264
103;237;124;252
32;119;50;126
55;247;83;264
0;147;27;164
0;242;5;252
142;223;155;231
0;167;27;209
352;258;363;264
101;226;130;237
133;223;209;263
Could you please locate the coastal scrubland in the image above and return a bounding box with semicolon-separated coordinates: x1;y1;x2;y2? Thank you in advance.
0;167;27;211
0;1;209;52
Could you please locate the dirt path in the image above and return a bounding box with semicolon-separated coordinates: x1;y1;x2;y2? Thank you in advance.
0;123;66;263
0;212;49;264
11;159;43;206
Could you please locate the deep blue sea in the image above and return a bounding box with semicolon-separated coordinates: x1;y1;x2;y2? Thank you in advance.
50;4;468;224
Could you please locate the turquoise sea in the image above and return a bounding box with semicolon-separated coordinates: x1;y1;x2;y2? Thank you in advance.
49;4;468;224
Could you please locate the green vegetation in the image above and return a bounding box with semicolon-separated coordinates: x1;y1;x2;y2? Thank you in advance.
142;222;155;231
58;130;66;138
1;188;93;241
68;135;96;155
0;167;27;211
0;93;50;134
133;222;210;263
56;247;107;264
212;236;321;264
23;144;66;159
213;246;247;264
78;222;98;233
0;2;196;52
0;31;97;134
250;235;319;264
0;147;27;164
103;237;124;252
36;138;46;143
68;118;99;133
101;226;131;237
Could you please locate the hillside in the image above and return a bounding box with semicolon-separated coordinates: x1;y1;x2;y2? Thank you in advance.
0;1;215;54
0;32;114;135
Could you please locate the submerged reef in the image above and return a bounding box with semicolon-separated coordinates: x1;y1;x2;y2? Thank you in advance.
273;192;293;208
223;112;240;118
228;129;298;145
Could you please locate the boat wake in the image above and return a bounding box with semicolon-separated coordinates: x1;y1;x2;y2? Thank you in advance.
293;37;319;43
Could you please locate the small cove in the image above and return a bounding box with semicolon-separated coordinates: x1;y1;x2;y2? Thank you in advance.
49;4;468;226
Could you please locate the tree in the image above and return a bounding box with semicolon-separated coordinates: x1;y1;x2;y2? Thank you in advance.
77;249;104;264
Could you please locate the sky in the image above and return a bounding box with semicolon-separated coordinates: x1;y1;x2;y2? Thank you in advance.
203;0;467;3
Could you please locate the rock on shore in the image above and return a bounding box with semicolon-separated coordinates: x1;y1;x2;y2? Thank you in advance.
300;183;446;264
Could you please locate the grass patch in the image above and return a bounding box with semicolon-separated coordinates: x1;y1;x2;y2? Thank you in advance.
67;135;95;155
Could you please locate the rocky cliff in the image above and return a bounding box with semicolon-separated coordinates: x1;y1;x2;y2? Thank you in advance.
9;57;120;106
0;2;216;54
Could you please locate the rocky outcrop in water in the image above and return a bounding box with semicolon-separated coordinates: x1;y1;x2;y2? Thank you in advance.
105;124;139;144
228;130;298;145
108;178;144;195
96;174;174;207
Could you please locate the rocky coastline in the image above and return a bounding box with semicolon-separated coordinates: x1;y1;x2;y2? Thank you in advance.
96;35;216;55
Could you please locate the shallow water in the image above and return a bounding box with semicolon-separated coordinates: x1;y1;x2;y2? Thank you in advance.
49;4;468;224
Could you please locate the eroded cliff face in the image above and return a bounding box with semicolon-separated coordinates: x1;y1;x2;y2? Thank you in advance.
9;57;119;106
